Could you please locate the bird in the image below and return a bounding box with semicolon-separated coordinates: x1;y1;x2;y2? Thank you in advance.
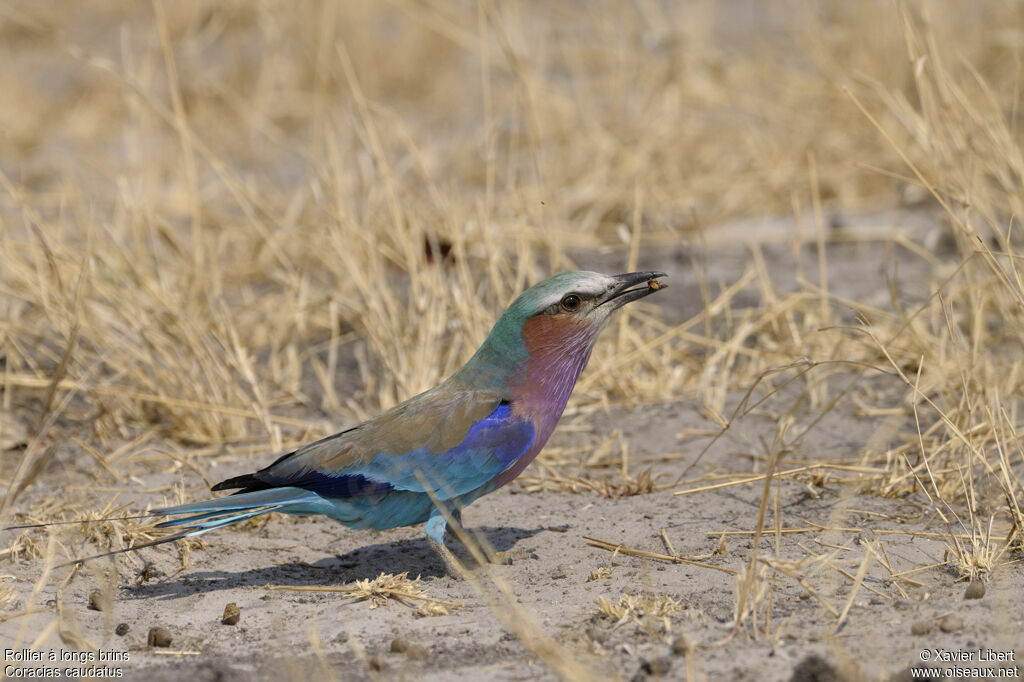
14;270;666;563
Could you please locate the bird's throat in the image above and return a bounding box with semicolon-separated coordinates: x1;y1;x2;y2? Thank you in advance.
513;314;601;439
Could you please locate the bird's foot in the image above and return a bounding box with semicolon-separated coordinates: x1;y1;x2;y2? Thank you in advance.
485;547;537;564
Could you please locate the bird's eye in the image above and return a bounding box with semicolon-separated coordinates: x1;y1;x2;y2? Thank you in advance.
560;294;582;312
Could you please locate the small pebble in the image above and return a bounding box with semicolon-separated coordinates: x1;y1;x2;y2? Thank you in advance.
910;621;932;636
671;636;691;656
939;614;964;633
641;657;672;676
115;623;129;636
406;645;428;660
390;637;409;653
87;590;104;611
333;631;349;644
368;655;386;672
136;562;161;584
147;627;172;648
221;602;240;625
964;580;985;600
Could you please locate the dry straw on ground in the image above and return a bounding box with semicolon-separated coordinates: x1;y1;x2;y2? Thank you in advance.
266;572;462;615
1;0;1023;678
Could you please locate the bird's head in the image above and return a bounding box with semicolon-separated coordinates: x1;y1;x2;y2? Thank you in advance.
508;270;668;328
458;270;667;387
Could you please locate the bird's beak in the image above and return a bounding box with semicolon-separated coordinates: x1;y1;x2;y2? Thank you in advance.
598;271;668;309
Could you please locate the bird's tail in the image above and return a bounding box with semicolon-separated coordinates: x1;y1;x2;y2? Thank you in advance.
5;487;320;566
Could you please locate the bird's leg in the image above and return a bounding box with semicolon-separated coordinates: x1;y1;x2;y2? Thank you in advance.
440;507;515;565
425;505;508;570
425;509;469;579
448;507;462;534
424;512;449;545
442;507;513;564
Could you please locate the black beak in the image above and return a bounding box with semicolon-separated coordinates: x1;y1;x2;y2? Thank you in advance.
598;271;668;308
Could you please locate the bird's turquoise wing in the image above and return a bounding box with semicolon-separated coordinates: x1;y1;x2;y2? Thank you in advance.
238;393;535;502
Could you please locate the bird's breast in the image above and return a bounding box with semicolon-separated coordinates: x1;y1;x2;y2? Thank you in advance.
493;347;597;489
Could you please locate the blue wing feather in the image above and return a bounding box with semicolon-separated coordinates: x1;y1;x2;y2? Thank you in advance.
143;403;536;541
275;403;534;502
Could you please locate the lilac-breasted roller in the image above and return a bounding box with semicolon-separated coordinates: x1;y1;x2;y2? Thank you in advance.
37;271;666;558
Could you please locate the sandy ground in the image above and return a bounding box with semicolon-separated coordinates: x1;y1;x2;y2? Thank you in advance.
3;213;1023;681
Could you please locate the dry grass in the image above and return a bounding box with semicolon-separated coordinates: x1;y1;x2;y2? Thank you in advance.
594;592;681;631
2;0;1024;677
266;571;462;615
